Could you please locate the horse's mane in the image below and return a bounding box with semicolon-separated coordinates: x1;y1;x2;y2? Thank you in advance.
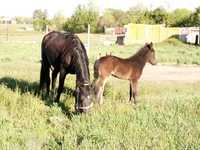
79;40;89;65
63;32;90;80
78;38;90;79
63;32;75;39
63;32;88;61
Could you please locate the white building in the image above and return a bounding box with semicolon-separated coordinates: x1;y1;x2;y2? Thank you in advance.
179;27;200;44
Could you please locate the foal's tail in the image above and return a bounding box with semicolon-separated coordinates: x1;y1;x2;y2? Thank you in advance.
91;59;100;96
93;59;100;80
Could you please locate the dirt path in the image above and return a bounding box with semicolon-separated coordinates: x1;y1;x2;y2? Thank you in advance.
141;64;200;82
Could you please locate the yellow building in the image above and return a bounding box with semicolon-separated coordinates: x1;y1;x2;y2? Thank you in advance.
124;23;180;44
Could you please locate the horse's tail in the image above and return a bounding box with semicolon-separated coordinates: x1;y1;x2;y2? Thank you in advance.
38;34;51;95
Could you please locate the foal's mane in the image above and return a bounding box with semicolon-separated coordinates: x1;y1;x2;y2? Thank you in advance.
129;44;150;60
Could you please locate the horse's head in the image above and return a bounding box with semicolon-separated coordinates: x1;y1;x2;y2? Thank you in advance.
145;42;157;65
75;83;93;113
70;36;93;113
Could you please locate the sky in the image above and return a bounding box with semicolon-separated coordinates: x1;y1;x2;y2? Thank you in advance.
1;0;200;18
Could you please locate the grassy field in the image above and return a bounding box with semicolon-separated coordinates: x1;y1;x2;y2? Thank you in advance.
0;31;200;149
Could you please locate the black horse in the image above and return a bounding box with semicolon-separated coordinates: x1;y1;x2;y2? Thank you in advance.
39;31;93;112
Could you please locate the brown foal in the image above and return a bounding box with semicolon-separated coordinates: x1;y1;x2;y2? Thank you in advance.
93;42;157;105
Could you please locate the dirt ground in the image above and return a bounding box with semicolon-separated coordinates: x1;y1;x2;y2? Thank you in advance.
141;64;200;83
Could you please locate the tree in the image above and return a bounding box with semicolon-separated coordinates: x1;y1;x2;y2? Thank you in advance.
63;3;99;33
150;8;168;25
126;4;153;24
169;8;192;27
15;16;33;24
52;11;66;30
32;9;50;31
190;7;200;26
99;9;116;27
99;8;136;27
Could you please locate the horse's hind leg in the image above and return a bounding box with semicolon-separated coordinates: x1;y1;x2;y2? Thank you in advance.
51;67;59;97
39;63;45;95
56;67;67;103
46;68;50;95
39;60;50;95
130;80;138;104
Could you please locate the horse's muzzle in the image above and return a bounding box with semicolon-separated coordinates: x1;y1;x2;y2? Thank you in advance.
75;102;93;113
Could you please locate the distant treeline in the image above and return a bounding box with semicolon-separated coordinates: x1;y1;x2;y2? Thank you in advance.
10;3;200;33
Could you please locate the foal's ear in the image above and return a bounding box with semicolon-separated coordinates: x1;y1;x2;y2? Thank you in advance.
147;42;153;49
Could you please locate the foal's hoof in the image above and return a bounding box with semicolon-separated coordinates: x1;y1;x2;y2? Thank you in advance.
129;100;137;105
98;100;104;105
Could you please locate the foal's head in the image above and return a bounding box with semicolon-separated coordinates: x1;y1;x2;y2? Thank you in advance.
144;42;157;65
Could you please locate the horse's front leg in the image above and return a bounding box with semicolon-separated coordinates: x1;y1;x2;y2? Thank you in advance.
130;80;138;104
56;68;67;103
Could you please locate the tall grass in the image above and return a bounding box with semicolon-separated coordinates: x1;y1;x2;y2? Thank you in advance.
0;81;199;149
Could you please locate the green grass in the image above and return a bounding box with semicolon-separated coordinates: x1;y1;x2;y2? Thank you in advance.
0;32;200;149
0;80;199;149
81;34;200;65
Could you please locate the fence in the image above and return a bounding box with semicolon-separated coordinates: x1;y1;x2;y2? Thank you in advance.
124;23;180;44
0;23;43;43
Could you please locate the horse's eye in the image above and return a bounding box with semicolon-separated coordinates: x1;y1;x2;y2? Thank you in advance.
74;47;80;52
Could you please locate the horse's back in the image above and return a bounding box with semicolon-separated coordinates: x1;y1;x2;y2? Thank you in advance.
41;31;72;66
42;31;68;53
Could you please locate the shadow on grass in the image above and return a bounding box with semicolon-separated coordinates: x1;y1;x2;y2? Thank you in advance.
0;76;78;119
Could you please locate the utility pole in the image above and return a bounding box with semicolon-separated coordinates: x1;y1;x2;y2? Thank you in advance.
199;26;200;45
6;20;8;41
87;24;90;55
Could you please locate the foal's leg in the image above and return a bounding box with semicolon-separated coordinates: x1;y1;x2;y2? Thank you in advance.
100;78;108;104
94;78;103;103
95;77;107;105
130;80;138;104
129;82;132;101
56;68;67;103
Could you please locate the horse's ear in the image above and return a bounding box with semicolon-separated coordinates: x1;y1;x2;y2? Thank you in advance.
72;39;77;46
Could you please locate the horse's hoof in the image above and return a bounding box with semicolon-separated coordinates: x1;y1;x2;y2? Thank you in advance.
54;99;59;103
